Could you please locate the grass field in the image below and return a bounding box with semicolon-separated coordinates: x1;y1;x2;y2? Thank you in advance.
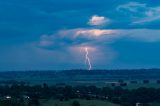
40;99;120;106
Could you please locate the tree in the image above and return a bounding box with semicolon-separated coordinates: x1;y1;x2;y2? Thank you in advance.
29;98;40;106
72;100;80;106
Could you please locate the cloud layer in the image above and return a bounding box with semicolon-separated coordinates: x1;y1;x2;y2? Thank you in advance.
117;2;160;24
37;28;160;50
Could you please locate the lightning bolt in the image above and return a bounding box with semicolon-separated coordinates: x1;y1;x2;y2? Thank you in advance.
85;47;92;70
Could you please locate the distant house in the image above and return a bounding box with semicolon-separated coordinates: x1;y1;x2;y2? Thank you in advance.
105;82;119;87
157;80;160;84
111;83;116;87
143;80;149;84
118;79;124;83
136;103;159;106
130;81;138;84
136;103;143;106
5;96;12;100
107;81;127;87
56;83;65;87
120;83;127;87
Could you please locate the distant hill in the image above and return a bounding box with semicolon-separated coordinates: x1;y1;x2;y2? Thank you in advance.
0;69;160;82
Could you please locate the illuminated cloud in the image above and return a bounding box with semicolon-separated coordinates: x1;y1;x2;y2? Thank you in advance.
37;28;160;52
75;29;115;37
88;15;110;26
36;28;117;50
57;28;116;39
77;46;96;52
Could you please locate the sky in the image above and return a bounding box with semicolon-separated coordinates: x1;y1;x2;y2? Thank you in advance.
0;0;160;70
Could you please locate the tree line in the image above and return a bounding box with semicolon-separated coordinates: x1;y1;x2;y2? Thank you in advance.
0;83;160;106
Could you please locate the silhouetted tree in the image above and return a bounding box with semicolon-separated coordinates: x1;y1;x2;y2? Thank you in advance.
72;100;80;106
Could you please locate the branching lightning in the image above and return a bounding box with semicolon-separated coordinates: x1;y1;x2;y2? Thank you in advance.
85;47;92;70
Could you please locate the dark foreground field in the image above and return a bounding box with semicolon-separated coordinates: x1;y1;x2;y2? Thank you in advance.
40;99;120;106
0;69;160;106
0;83;160;106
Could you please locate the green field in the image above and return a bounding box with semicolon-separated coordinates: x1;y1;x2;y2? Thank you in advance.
40;99;120;106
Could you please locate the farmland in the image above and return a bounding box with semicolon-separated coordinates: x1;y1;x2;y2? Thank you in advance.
40;99;120;106
0;69;160;89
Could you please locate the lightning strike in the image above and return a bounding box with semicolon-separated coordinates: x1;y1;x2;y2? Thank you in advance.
85;47;92;70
